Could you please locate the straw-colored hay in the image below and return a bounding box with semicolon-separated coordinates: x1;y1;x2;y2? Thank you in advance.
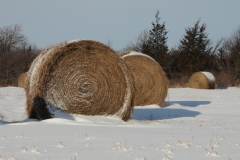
25;40;134;121
121;51;169;107
18;72;27;88
189;71;216;89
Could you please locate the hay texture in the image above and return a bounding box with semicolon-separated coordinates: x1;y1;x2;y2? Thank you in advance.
189;71;216;89
18;72;27;88
25;40;134;121
121;51;169;107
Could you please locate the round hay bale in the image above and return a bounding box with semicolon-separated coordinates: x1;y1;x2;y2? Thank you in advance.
25;40;134;121
121;51;169;107
18;72;27;88
189;71;216;89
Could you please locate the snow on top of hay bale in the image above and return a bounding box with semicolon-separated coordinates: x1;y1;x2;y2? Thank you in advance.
202;71;215;83
122;51;157;64
120;51;169;107
25;40;134;121
68;39;81;43
189;71;216;89
67;39;91;44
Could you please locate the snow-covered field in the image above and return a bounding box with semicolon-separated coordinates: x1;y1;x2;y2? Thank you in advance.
0;86;240;160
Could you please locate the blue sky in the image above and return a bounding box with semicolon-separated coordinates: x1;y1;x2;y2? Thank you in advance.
1;0;240;51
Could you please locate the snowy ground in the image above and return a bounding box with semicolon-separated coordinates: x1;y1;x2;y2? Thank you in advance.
0;87;240;160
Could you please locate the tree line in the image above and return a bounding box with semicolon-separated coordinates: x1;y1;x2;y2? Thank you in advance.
0;24;41;86
1;11;240;87
123;11;240;87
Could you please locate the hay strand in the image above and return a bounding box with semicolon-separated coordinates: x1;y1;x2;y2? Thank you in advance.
25;40;134;121
121;51;169;107
189;71;216;89
18;72;27;88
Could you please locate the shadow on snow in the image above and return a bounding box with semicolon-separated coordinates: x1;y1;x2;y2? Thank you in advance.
132;108;201;121
131;100;210;121
164;100;211;107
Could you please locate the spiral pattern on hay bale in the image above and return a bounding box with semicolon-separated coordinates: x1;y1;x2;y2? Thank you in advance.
25;40;134;121
189;71;216;89
121;51;169;107
18;72;27;88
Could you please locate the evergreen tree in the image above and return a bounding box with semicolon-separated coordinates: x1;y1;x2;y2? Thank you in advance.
178;19;212;74
143;11;168;71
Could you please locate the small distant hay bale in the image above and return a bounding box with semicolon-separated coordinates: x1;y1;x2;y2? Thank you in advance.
18;72;27;88
25;40;134;121
120;51;169;107
189;71;216;89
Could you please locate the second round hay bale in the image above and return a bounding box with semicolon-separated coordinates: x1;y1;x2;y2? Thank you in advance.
25;40;134;121
121;51;169;107
18;72;27;88
189;71;216;89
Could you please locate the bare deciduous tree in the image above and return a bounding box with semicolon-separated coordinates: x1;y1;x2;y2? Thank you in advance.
123;29;149;52
0;24;26;53
0;24;40;86
217;26;240;86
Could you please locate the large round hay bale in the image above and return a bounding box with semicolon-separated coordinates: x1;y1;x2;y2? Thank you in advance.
18;72;27;88
25;40;134;121
189;71;216;89
120;51;169;107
